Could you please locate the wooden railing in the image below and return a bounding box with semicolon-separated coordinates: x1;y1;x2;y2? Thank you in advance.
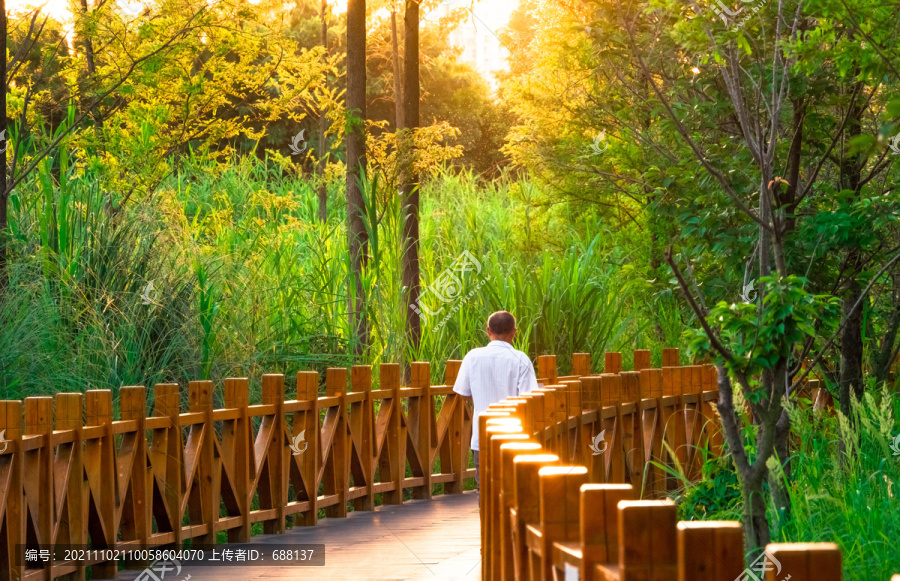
0;348;835;581
481;349;845;581
0;361;474;581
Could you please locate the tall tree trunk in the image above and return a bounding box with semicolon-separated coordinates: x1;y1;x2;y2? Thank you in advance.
839;80;865;414
840;272;865;411
317;0;329;223
391;9;403;129
346;0;368;354
0;0;8;290
401;0;421;366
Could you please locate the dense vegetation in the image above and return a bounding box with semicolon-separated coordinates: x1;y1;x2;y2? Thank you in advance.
1;0;899;577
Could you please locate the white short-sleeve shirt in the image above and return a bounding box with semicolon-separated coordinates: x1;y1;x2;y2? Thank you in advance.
452;340;538;450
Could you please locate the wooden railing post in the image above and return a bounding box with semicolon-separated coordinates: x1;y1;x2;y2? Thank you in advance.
152;383;182;546
85;390;116;578
538;466;588;581
351;365;375;511
512;454;559;581
552;384;570;462
188;380;216;544
444;360;465;494
0;400;24;581
618;499;677;580
605;352;622;374
409;362;432;500
498;442;543;580
633;349;651;371
620;372;641;487
55;393;85;581
537;355;557;385
324;368;348;518
486;426;529;580
24;397;54;580
572;353;592;377
662;348;680;367
677;521;743;579
120;387;149;565
379;364;403;504
581;484;633;581
262;374;287;531
294;372;319;526
661;366;686;492
561;380;583;464
639;369;664;496
766;543;842;580
479;417;522;580
682;366;704;481
223;378;251;539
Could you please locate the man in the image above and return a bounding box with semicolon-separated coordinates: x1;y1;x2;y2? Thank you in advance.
452;311;538;492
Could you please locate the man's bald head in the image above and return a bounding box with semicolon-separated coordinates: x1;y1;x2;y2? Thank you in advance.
487;311;517;342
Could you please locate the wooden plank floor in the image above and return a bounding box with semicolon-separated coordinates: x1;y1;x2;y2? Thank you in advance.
116;492;481;581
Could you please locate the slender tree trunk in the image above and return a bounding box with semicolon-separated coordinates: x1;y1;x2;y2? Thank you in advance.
391;9;404;130
742;479;771;552
346;0;368;354
0;0;8;290
840;273;865;411
317;0;329;223
401;0;421;364
839;81;865;413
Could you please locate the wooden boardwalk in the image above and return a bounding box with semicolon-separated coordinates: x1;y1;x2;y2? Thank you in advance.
116;493;481;581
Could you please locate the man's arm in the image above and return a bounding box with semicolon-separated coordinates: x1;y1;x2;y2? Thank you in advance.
516;356;539;395
453;355;473;398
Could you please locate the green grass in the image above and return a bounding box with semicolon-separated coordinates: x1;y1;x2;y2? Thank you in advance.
670;385;900;580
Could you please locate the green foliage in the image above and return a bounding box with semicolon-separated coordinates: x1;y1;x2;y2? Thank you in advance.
676;455;743;522
688;276;841;378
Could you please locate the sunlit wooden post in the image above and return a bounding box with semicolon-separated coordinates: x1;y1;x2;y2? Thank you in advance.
0;399;24;581
572;352;592;377
444;360;465;494
410;362;432;500
605;352;622;374
662;348;680;367
379;364;403;504
85;390;116;578
537;355;557;385
324;368;348;517
120;387;150;565
498;442;542;580
766;543;842;580
618;500;677;580
487;428;529;580
189;380;217;544
561;380;583;464
538;466;588;581
152;383;182;546
633;349;651;371
294;372;319;526
677;521;744;579
261;374;287;531
55;393;85;581
351;365;374;510
581;484;633;581
512;453;559;581
224;378;252;538
24;397;53;579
